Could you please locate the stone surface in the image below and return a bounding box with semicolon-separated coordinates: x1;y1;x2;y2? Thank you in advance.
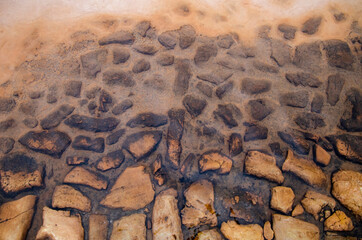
156;53;174;66
293;42;322;71
197;68;233;85
215;81;233;99
314;144;331;166
52;185;91;212
280;90;309;108
153;189;183;240
273;214;320;240
327;134;362;163
36;207;84;240
174;59;192;95
96;150;124;171
271;39;291;66
134;20;151;37
248;99;274;121
40;104;75;129
110;213;146;240
339;88;362;132
132;59;151;73
285;72;321;88
19;130;71;158
323;40;354;70
144;74;166;91
294;112;326;130
331;170;362;217
271;186;295;214
253;60;279;73
112;99;133;115
66;156;88;165
0;195;37;240
301;190;336;220
64;80;82;98
0;137;15;154
183;95;207;117
278;24;297;40
65;114;119;132
194;43;218;65
64;167;108;190
102;69;134;86
278;131;310;155
241;78;271;94
72;135;104;153
0;97;16;113
99;30;134;45
89;214;108;240
80;49;107;78
158;30;177;49
112;47;130;64
311;93;324;113
196;81;213;97
133;43;158;55
217;34;235;49
23;118;38;128
181;179;217;228
292;204;304;217
244;122;268;141
0;118;15;132
106;129;125;145
123;131;162;160
166;109;185;169
98;90;113;112
264;221;274;240
227;44;256;58
326;73;345;106
127;112;168;128
282;150;327;187
178;25;196;49
324;211;354;231
101;166;154;210
199;151;233;174
195;229;222;240
228;133;243;157
220;221;263;240
302;16;322;35
213;103;241;128
244;151;284;184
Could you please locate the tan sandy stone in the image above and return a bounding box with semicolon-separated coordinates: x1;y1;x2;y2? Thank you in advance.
314;144;331;166
273;214;319;240
264;221;274;240
324;210;354;231
292;204;304;217
199;151;233;174
0;169;43;194
89;214;108;240
195;229;222;240
63;167;108;190
271;186;295;214
220;221;263;240
110;213;146;240
52;185;91;212
301;190;336;220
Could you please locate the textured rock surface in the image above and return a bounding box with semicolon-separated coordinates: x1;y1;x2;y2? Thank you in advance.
199;151;233;174
123;131;162;160
64;167;108;190
324;211;354;231
301;190;336;220
52;185;91;212
110;213;146;240
89;214;108;240
221;221;263;240
270;186;295;214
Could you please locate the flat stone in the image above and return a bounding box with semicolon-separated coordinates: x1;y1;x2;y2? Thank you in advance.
174;59;192;96
64;80;82;97
158;30;178;49
282;150;327;187
127;112;168;128
123;131;162;160
166;109;185;169
194;43;218;65
248;99;274;121
112;47;130;64
273;214;320;240
271;186;295;214
132;59;150;73
19;101;37;116
311;93;324;113
80;49;107;78
23;118;38;128
98;90;113;112
153;189;183;240
134;20;151;37
269;142;284;158
183;95;207;117
36;207;84;240
112;99;133;115
178;25;196;49
253;61;279;73
181;179;217;228
102;69;135;86
28;91;43;99
241;78;271;94
196;81;213;97
52;185;91;212
294;112;326;130
0;195;36;240
215;81;233;99
326;73;345;106
301;190;336;220
302;16;322;35
326;134;362;163
280;90;309;108
332;170;362;217
144;74;166;91
227;44;256;58
110;213;146;240
323;39;354;70
89;215;108;240
285;72;322;88
217;57;245;71
339;88;362;132
153;154;167;186
271;39;292;66
199;151;233;174
65;114;119;132
197;68;233;85
293;42;322;71
324;211;354;231
244;151;284;184
72;135;104;153
0;137;14;154
195;229;222;240
244;122;268;141
217;34;235;49
228;133;243;157
156;53;174;66
64;167;108;190
66;156;88;165
40;104;75;129
106;129;125;145
133;43;158;55
314;144;331;166
99;30;134;45
278;24;297;40
0;118;15;132
264;221;274;240
221;221;263;240
292;204;304;217
213;103;241;128
0;97;16;113
96;150;124;171
278;131;310;155
19;130;71;158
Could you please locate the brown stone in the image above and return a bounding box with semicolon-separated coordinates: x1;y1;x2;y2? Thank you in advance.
221;221;263;240
195;229;222;240
99;30;134;45
64;167;108;190
273;214;319;240
302;16;322;35
271;186;295;214
278;24;297;40
96;150;124;171
327;134;362;164
323;40;354;70
264;221;274;240
292;204;304;217
228;133;243;157
110;213;146;240
313;144;331;166
199;151;233;174
300;190;336;220
123;131;162;160
52;185;91;212
324;211;354;231
89;214;108;240
66;156;88;165
166;109;185;169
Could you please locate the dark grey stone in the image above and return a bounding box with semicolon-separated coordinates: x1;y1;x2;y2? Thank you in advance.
280;91;309;108
23;118;38;128
311;94;324;113
133;44;158;55
196;82;213;98
0;137;15;154
178;25;196;49
156;53;174;66
228;133;243;157
253;61;279;73
158;31;178;49
80;49;107;78
241;78;271;94
106;129;126;145
244;122;268;141
40;104;75;129
72;135;104;153
278;24;297;40
294;112;326;130
174;59;192;96
98;31;134;45
213;103;241;128
285;72;322;88
278;131;310;155
217;34;235;49
64;81;82;98
112;99;133;115
98;90;113;112
0;98;16;113
215;81;233;99
326;73;345;106
127;112;168;128
323;40;354;70
64;114;119;132
302;16;322;35
112;47;130;64
132;59;150;73
248;99;274;121
183;95;207;118
194;43;218;65
103;69;135;86
0;118;15;132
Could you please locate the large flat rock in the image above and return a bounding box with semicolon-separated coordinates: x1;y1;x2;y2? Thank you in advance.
273;214;319;240
301;190;336;220
221;221;263;240
64;114;119;132
123;131;162;160
64;167;108;190
110;213;146;240
199;151;233;174
89;215;108;240
52;185;91;212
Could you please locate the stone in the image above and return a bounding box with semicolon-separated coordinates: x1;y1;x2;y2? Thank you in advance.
213;103;241;128
127;112;168;128
314;144;331;166
196;81;213;97
153;154;167;186
99;30;134;45
278;130;310;155
248;99;274;121
52;185;91;212
326;73;345;106
271;39;292;66
28;91;43;99
112;47;130;64
217;34;235;49
47;94;57;103
36;207;84;240
66;156;88;165
144;74;166;91
80;49;107;78
227;44;256;58
326;134;362;163
292;204;304;216
293;42;322;71
301;190;336;220
178;25;196;49
331;170;362;217
324;211;354;231
102;69;135;86
85;86;101;99
280;90;309;108
197;68;233;85
278;24;297;40
215;81;233;99
340;88;362;132
123;131;162;160
269;142;284;158
282;150;327;187
253;60;279;73
87;101;97;114
64;167;108;190
72;135;104;153
96;150;124;171
0;97;16;113
199;151;233;174
273;214;320;240
132;59;150;73
110;214;146;240
271;186;295;213
217;57;245;71
241;78;271;94
174;59;192;96
194;229;222;240
106;129;125;145
258;25;271;39
19;130;71;158
40;104;75;129
221;221;263;240
65;114;119;132
298;131;333;151
0;195;36;240
153;189;183;240
112;99;133;115
89;215;108;240
194;43;218;65
64;81;82;98
183;95;207;117
156;53;174;66
158;30;178;49
133;43;158;55
0;137;14;154
323;39;354;70
166;109;185;169
285;72;322;88
181;180;217;228
244;122;268;141
19;101;37;116
0;118;15;132
98;90;113;112
134;20;151;37
311;94;324;113
294;112;326;130
23;117;38;128
228;133;243;157
0;153;43;194
302;16;322;35
264;221;274;240
244;151;284;184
